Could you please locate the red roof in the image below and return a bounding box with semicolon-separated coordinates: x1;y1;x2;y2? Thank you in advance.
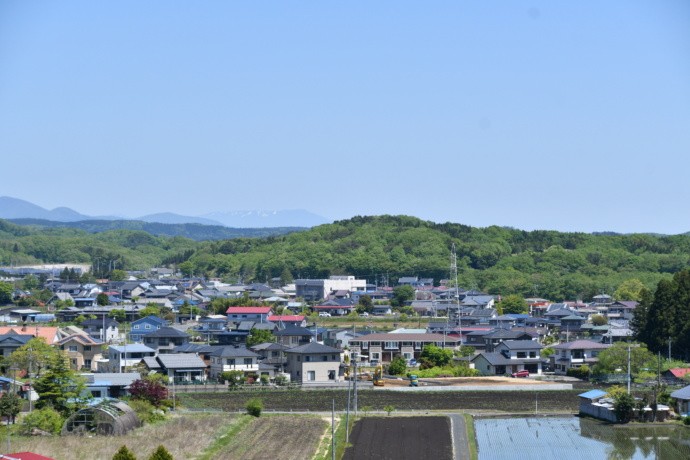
268;315;305;322
226;307;272;314
5;453;57;460
668;368;690;378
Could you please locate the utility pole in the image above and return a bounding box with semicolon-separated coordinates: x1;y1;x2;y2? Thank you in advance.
346;377;351;444
331;400;335;460
668;337;672;361
451;244;461;345
353;352;358;417
627;344;632;394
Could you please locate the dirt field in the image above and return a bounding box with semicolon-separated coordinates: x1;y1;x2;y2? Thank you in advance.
343;416;453;460
383;376;561;386
212;416;326;460
6;413;237;460
180;389;583;412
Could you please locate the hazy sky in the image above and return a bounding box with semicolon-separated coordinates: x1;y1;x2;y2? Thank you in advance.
1;1;689;233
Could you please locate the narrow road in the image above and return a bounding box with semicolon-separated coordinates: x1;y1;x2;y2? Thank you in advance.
447;413;471;460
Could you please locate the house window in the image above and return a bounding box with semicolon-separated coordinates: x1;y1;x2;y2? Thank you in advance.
305;356;312;362
328;370;335;380
69;346;78;352
244;358;252;365
385;342;398;349
84;346;91;351
145;324;151;329
371;352;380;360
297;356;301;362
226;358;235;365
307;371;315;381
332;355;337;360
403;353;412;360
414;342;421;349
517;352;526;358
84;359;92;368
321;355;328;362
133;325;139;329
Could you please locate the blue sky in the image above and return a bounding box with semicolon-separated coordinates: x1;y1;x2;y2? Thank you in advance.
1;1;689;233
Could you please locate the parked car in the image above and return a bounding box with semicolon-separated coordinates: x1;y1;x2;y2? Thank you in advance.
359;312;369;317
370;359;379;367
318;312;331;317
511;370;530;378
408;358;418;366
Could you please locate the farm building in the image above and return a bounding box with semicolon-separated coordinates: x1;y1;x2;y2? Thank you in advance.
62;401;140;436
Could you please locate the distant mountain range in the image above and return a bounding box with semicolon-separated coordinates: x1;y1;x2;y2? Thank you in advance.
0;196;330;228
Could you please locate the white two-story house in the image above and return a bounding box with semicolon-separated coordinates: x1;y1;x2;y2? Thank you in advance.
208;346;262;380
471;340;544;376
552;339;610;374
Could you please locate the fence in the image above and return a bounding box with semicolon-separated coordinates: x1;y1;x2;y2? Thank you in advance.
171;382;302;393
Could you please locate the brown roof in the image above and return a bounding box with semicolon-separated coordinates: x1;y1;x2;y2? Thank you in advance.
350;333;461;342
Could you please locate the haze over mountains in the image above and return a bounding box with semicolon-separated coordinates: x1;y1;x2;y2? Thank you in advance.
0;196;330;228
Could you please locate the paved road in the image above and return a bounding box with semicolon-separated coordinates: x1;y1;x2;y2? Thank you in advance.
447;413;471;460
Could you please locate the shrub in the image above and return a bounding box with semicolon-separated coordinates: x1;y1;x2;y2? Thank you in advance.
20;407;64;435
129;379;168;407
684;416;690;426
260;375;269;385
246;398;263;417
112;445;137;460
383;405;394;416
274;374;288;386
148;445;173;460
127;399;166;425
388;356;407;376
361;406;373;415
566;365;590;380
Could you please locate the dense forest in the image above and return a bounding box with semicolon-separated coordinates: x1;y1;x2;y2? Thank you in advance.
3;215;690;301
7;218;304;241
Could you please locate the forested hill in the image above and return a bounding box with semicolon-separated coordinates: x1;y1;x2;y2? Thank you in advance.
6;218;305;241
2;215;690;301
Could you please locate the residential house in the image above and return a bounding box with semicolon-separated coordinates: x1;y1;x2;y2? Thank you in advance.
83;373;141;399
226;307;272;324
143;327;191;354
208;346;262;380
143;354;207;382
471;340;544;376
107;344;156;372
129;316;169;343
217;331;249;345
267;315;306;328
81;318;119;343
671;385;690;416
295;276;367;302
482;329;535;353
348;333;461;364
606;301;638;320
285;343;343;383
551;339;610;374
250;342;289;372
313;299;356;316
58;334;103;371
273;327;316;348
196;316;227;341
0;325;60;345
0;334;33;359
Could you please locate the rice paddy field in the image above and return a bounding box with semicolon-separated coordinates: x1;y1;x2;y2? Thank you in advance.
474;416;690;460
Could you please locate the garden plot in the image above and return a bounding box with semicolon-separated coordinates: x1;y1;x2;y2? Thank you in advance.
210;415;326;460
343;416;453;460
475;416;690;460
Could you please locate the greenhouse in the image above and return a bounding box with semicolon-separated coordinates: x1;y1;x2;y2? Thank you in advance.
62;400;140;436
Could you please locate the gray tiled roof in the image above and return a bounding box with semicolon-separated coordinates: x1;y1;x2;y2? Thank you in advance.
156;354;206;369
285;343;342;354
209;346;260;358
145;327;190;338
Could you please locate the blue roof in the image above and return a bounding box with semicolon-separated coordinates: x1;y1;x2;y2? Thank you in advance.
578;390;608;399
109;344;155;353
506;314;530;319
671;385;690;400
133;315;168;324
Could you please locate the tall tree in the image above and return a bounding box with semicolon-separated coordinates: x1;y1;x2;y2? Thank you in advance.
0;282;12;305
8;337;60;377
0;392;23;424
247;328;275;347
497;295;528;315
391;285;415;307
34;353;91;416
614;279;646;301
97;292;111;306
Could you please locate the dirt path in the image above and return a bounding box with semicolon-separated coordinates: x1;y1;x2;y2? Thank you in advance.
383;376;562;387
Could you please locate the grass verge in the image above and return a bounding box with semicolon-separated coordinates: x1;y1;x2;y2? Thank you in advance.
196;414;254;460
462;413;478;460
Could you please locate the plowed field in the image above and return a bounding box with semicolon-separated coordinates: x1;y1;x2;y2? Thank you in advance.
343;416;453;460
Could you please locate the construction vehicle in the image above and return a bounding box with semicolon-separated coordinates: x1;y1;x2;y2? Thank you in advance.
409;374;419;387
373;364;384;386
